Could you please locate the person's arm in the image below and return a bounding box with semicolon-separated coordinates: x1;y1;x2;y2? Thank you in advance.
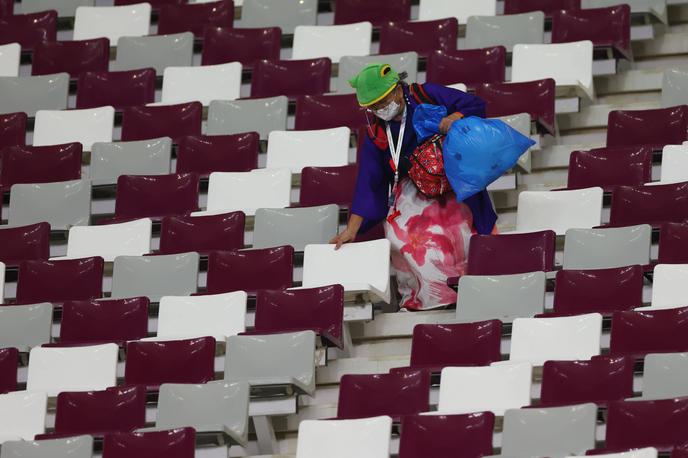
329;214;363;249
423;82;487;133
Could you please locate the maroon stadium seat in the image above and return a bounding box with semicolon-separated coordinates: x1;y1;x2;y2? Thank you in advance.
76;68;156;110
176;133;259;177
0;143;82;192
607;106;688;150
426;47;506;88
158;212;245;255
379;18;458;58
157;0;233;37
251;58;331;99
334;0;411;26
206;246;294;295
658;222;688;264
121;102;203;144
299;165;357;207
609;181;688;228
399;413;495;458
114;0;183;9
466;230;556;276
0;347;18;394
552;5;631;60
0;11;57;51
16;257;104;304
295;93;366;131
566;146;652;192
0;0;14;17
201;26;281;68
0;222;50;267
504;0;580;17
32;38;110;78
610;306;688;358
0;113;27;150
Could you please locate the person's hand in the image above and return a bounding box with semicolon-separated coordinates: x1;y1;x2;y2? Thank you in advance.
439;112;463;134
329;228;357;250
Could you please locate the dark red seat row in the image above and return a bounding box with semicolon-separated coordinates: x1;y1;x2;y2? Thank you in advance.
0;10;57;51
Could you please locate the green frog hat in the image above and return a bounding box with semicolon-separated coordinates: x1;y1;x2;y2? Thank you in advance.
349;63;400;107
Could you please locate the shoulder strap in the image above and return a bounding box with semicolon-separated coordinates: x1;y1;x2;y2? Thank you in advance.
409;83;436;105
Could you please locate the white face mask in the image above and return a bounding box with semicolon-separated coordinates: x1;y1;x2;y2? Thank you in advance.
374;99;402;121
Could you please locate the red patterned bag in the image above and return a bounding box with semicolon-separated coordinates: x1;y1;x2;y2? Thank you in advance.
409;134;451;197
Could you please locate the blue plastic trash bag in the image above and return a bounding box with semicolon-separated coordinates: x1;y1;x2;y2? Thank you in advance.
412;103;535;202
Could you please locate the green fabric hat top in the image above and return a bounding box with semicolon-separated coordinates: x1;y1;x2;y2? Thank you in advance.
349;63;400;107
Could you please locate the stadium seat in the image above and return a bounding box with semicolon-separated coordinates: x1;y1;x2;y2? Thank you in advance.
606;397;688;451
240;0;317;35
662;68;688;108
563;226;651;270
426;47;506;88
157;0;233;37
553;266;644;315
0;391;48;443
501;404;597;457
207;97;287;140
113;33;193;73
0;143;82;193
0;0;10;16
588;449;659;458
642;352;688;399
465;12;544;52
9;179;91;230
0;112;27;150
610;306;688;357
456;272;546;322
90;137;172;185
476;79;556;135
302;240;391;303
437;362;532;415
609;182;688;227
26;343;119;396
158;212;244;255
21;0;93;17
292;22;372;63
336;52;419;94
110;252;199;301
607;106;688;150
419;0;496;23
0;11;56;51
336;370;430;420
43;386;146;438
0;73;69;117
0;303;52;351
161;62;242;106
154;381;250;446
76;69;156;110
108;173;199;222
552;5;632;60
73;4;151;42
676;445;688;458
512;41;594;100
0;43;19;77
334;0;410;26
0;222;50;267
33;106;114;151
295;416;392;458
516;187;603;235
114;0;181;7
266;127;350;173
121;102;202;143
508;314;602;365
0;348;17;394
398;412;494;458
177;133;258;177
582;0;667;24
504;0;580;17
253;205;339;251
202;26;280;69
125;337;215;389
657;144;688;184
102;428;195;458
295;94;366;131
540;355;634;407
566;146;653;192
32;39;109;78
0;435;94;458
251;58;331;99
196;169;291;216
225;330;317;396
64;219;152;262
379;18;458;57
658;223;688;264
59;297;149;345
466;230;556;276
206;246;293;295
300;165;357;207
16;256;103;304
646;264;688;310
152;291;247;341
253;285;344;348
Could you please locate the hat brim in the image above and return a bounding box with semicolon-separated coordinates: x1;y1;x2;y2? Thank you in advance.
359;83;398;107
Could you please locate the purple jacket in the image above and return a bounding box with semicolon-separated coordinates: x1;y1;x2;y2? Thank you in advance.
351;82;498;234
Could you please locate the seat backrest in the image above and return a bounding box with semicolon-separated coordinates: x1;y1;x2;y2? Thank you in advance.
642;352;688;400
659;144;688;184
111;252;199;301
27;343;119;396
176;133;259;176
0;10;58;52
581;0;667;23
241;0;317;34
438;362;533;415
659;222;688;264
161;62;242;106
120;102;202;144
16;256;104;304
206;246;293;295
334;0;410;27
337;52;418;94
292;22;372;63
457;272;546;323
563;225;651;270
610;182;688;227
296;416;392;458
102;428;195;458
157;0;232;37
607;106;688;150
504;0;581;15
650;264;688;310
0;112;27;150
156;381;250;446
253;205;339;251
266;127;350;173
610;306;688;357
158;212;245;255
0;143;82;192
21;0;93;16
0;43;20;77
516;187;603;235
251;58;331;99
32;39;109;78
466;12;544;52
203;168;291;216
201;26;280;68
467;230;556;275
509;314;603;365
33;106;114;151
426;47;506;87
294;93;366;131
113;32;193;73
0;435;94;458
567;146;653;191
0;391;48;441
73;4;151;42
662;68;688;108
501;403;597;457
379;18;458;57
0;73;69;117
419;0;496;23
0;303;53;351
300;165;357;207
114;173;199;220
66;218;152;262
76;68;156;111
207;97;287;140
59;297;149;345
90;137;172;185
225;330;316;396
156;291;247;341
0;347;18;394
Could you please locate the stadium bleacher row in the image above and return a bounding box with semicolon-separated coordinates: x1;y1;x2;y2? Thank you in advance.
2;0;688;456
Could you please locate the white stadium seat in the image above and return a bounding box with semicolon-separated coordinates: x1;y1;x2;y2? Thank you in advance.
292;22;373;63
0;391;48;443
516;187;603;235
63;218;153;262
33;106;115;151
296;416;392;458
419;0;497;23
657;144;688;184
0;43;20;77
161;62;242;106
73;3;152;43
636;264;688;311
266;127;350;173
